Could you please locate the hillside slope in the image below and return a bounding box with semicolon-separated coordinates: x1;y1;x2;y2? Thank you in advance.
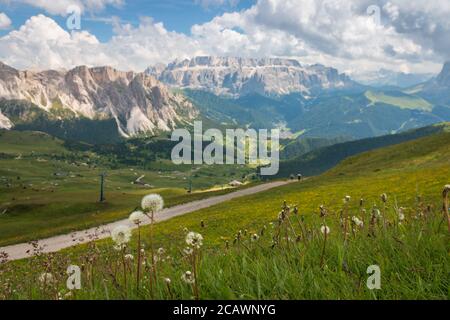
276;123;449;177
3;126;449;300
137;126;450;253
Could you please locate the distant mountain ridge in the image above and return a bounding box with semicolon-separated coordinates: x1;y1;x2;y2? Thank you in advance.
0;62;197;136
0;58;449;145
435;62;450;86
275;122;450;178
358;69;433;88
407;61;450;107
146;56;357;97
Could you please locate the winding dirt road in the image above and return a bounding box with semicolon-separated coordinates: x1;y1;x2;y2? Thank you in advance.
1;180;294;261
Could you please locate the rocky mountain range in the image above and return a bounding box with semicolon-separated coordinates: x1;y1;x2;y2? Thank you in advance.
0;58;448;142
0;62;197;135
146;56;356;97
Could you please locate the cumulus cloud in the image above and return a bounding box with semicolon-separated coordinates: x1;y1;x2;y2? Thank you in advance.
0;15;107;70
0;0;448;79
191;0;447;76
0;12;11;29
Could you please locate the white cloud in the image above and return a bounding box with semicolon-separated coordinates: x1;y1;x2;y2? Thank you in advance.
0;15;106;70
0;12;11;29
194;0;240;9
191;0;448;76
0;0;448;79
0;0;123;16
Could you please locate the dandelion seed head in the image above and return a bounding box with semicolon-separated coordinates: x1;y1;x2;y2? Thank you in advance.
373;208;382;218
320;225;330;235
181;271;195;284
111;225;131;246
351;216;364;227
113;244;125;251
124;254;134;261
398;208;406;221
129;211;147;225
141;194;164;213
443;185;450;196
186;232;203;248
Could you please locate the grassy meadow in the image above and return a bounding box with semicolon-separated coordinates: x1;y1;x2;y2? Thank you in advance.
0;130;257;246
0;130;449;300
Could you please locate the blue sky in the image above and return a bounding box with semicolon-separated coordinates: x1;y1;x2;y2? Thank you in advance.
0;0;256;40
0;0;448;79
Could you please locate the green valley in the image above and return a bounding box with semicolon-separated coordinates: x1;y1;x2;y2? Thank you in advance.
1;123;449;300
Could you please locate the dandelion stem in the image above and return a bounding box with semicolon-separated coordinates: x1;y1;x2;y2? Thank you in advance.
320;230;327;268
443;186;450;233
136;226;141;292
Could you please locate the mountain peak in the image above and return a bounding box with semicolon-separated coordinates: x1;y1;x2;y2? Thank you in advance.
147;56;355;97
436;61;450;85
0;64;197;136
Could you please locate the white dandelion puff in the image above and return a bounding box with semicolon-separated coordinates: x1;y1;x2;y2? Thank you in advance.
181;271;195;284
111;225;131;246
320;225;330;235
113;244;125;251
351;216;364;227
185;232;203;248
141;194;164;213
398;207;405;221
124;254;134;261
129;210;147;225
373;209;382;218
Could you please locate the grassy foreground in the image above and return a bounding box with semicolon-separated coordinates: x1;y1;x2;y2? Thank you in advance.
1;131;449;300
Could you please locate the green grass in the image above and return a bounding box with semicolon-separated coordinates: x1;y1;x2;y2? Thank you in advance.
0;130;67;154
1;130;449;300
277;123;449;178
0;130;258;246
365;90;433;111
